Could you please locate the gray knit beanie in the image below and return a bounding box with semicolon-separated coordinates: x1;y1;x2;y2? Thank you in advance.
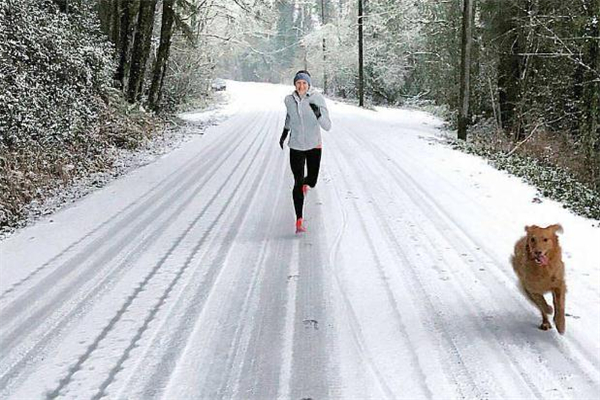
293;71;311;87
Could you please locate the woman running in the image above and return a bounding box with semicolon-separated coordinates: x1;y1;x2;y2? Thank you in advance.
279;70;332;233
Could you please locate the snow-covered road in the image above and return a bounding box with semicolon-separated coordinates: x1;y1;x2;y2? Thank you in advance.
1;81;599;400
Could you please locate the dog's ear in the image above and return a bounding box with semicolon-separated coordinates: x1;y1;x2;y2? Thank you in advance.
548;224;563;234
525;225;537;234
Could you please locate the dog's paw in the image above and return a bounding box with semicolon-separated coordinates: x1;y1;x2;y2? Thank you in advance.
545;305;554;314
539;321;552;331
554;317;565;335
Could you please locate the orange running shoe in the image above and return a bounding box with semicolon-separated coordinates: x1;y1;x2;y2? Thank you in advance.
295;218;307;233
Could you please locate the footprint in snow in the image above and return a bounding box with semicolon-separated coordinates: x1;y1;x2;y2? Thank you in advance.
303;319;319;330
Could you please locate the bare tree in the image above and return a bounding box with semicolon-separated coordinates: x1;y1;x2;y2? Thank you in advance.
458;0;474;140
127;0;158;103
580;0;600;188
321;0;328;94
115;0;139;89
358;0;364;107
148;0;176;110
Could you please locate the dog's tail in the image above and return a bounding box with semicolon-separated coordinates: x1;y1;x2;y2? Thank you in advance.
509;254;519;274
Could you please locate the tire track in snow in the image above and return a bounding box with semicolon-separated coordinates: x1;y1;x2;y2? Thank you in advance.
325;150;398;400
374;142;600;396
376;135;600;377
216;165;291;399
328;146;435;399
329;140;469;399
0;112;245;305
331;130;518;399
289;191;340;400
91;124;275;399
337;118;599;397
150;112;284;399
277;235;301;400
353;122;600;385
44;111;274;400
0;113;264;396
115;111;282;399
0;112;261;348
336;121;549;398
0;111;259;322
212;224;276;399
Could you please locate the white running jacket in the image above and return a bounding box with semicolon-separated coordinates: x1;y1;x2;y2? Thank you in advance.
284;89;332;151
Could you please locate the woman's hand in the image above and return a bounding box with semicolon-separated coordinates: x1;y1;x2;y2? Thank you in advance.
279;128;289;149
309;103;321;119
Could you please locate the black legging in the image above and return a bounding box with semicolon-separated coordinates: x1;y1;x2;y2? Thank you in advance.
290;148;322;219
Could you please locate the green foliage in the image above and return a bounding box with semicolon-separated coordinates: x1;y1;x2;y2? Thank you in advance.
450;139;600;220
0;0;115;149
0;0;164;230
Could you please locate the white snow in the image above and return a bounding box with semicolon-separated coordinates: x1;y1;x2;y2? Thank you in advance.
0;80;599;400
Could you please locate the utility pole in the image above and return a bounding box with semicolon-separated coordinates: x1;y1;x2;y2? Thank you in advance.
358;0;364;107
458;0;474;140
321;0;328;94
301;4;308;71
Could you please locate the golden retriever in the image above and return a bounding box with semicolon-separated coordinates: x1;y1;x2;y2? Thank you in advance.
511;224;566;334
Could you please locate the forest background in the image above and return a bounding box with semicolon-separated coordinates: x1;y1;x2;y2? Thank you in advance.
1;0;598;232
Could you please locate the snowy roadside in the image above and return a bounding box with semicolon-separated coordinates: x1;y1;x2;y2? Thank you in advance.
325;93;600;224
0;92;233;242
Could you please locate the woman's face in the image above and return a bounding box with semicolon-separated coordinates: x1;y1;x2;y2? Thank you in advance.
295;79;309;96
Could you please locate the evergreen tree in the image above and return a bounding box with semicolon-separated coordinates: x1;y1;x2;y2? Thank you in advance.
127;0;157;103
148;0;176;111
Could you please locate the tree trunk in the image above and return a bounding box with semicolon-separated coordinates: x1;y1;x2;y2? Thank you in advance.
301;5;308;70
358;0;364;107
127;0;157;103
148;0;176;111
115;0;138;89
321;0;328;94
98;0;112;36
53;0;69;13
458;0;474;140
111;0;121;49
580;0;600;189
497;1;523;134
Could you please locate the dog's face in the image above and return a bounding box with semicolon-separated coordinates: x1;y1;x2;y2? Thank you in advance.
525;224;563;266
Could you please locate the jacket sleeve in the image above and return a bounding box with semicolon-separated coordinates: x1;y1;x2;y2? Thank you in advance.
315;95;331;131
284;97;291;130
